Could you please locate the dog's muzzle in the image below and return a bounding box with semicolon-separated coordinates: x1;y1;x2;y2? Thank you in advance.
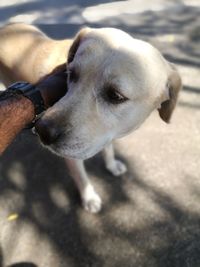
35;118;62;145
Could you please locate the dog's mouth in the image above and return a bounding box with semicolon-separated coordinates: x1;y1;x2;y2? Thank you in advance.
35;118;112;160
48;141;98;160
44;135;112;160
34;130;97;160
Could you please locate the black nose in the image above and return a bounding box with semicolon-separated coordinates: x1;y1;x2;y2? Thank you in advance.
35;119;61;145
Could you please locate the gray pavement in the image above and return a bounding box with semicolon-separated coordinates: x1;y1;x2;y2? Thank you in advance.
0;1;200;267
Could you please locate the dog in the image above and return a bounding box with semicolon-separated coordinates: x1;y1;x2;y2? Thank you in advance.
0;23;181;213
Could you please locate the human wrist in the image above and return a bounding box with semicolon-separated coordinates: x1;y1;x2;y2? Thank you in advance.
3;94;35;124
0;82;45;121
0;95;35;154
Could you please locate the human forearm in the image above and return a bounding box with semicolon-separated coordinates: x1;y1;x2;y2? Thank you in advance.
0;95;34;154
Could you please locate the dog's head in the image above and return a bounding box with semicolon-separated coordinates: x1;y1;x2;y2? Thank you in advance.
35;27;181;159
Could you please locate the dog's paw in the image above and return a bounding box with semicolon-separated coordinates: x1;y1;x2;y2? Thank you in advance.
106;159;127;176
82;185;102;213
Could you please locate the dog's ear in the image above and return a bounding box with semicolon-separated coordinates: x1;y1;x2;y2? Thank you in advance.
158;64;182;123
68;27;91;64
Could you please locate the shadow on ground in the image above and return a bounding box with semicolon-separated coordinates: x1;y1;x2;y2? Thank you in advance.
0;130;200;267
0;0;115;25
7;263;37;267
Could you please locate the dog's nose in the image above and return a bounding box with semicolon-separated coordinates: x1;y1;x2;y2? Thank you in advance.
35;119;61;145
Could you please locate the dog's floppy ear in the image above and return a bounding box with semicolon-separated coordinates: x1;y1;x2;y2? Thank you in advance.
158;64;182;123
68;27;91;64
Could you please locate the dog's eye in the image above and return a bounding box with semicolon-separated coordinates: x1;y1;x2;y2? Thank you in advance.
104;86;128;104
68;68;79;83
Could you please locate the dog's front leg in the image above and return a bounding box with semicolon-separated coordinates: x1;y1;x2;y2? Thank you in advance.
64;158;102;213
102;143;127;176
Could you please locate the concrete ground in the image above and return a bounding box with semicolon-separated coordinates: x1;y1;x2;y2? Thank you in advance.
0;0;200;266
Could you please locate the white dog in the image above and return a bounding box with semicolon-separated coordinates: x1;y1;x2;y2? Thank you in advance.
0;24;181;213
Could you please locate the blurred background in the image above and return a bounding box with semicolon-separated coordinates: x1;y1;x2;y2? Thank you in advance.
0;1;200;267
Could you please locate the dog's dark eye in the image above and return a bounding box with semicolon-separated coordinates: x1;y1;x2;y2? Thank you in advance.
104;86;128;104
68;68;79;83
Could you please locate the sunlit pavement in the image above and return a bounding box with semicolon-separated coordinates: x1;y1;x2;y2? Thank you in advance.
0;1;200;267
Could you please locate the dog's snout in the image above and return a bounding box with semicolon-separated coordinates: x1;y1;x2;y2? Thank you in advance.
35;119;61;145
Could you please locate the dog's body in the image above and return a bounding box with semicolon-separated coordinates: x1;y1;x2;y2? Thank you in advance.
0;23;181;213
0;23;71;85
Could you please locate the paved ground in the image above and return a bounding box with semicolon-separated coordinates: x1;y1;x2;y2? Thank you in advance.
0;1;200;267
